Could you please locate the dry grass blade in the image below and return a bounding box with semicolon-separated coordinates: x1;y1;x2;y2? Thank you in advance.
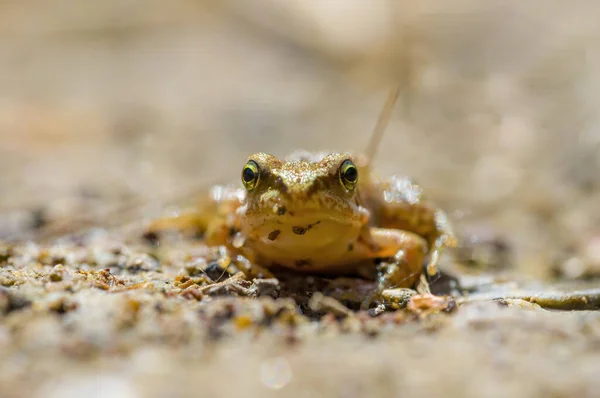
364;83;401;164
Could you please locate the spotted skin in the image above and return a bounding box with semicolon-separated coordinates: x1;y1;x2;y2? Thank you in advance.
145;151;457;309
267;230;281;241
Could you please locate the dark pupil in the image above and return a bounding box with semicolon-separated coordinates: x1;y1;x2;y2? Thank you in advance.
243;167;256;183
344;166;357;182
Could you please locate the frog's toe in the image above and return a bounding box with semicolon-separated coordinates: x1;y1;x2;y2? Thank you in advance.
361;287;417;314
381;287;417;309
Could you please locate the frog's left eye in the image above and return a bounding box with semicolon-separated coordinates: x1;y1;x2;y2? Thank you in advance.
242;160;260;191
339;159;358;191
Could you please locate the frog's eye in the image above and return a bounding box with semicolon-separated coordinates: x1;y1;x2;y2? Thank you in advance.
339;159;358;191
242;160;260;191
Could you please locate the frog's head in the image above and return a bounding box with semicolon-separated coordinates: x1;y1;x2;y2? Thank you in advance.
237;152;368;251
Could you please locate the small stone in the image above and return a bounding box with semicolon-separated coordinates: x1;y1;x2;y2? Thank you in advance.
49;264;65;282
184;258;207;276
142;230;161;246
0;245;12;264
309;292;352;318
205;262;229;282
234;315;254;330
250;278;280;298
0;274;16;287
0;286;31;314
46;294;78;314
368;304;386;317
125;254;159;273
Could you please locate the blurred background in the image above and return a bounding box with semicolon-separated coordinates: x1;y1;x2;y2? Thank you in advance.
1;0;599;280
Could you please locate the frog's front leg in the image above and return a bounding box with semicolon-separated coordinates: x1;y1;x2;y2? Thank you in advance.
355;227;428;310
144;209;213;237
144;184;244;246
363;176;457;277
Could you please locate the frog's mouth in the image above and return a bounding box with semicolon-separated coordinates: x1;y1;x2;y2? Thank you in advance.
243;208;360;232
239;205;365;255
241;192;363;228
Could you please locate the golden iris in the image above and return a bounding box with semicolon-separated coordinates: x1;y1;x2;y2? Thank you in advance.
242;160;260;191
339;159;358;191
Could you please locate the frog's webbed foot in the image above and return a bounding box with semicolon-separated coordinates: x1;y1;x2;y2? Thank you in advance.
370;285;458;318
357;228;428;311
379;288;416;310
361;259;423;311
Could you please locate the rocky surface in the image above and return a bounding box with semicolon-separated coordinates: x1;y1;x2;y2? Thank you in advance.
0;234;599;398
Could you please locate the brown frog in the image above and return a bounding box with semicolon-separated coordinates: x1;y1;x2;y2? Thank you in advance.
147;87;457;309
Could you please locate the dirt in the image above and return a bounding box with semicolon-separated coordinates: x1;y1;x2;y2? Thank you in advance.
1;233;599;398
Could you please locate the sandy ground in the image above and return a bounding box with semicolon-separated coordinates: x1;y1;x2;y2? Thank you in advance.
1;236;599;398
1;1;600;397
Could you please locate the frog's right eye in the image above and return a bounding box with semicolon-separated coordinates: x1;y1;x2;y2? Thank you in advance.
339;159;358;191
242;160;260;191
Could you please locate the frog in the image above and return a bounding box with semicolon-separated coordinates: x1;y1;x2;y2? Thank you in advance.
145;86;457;310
